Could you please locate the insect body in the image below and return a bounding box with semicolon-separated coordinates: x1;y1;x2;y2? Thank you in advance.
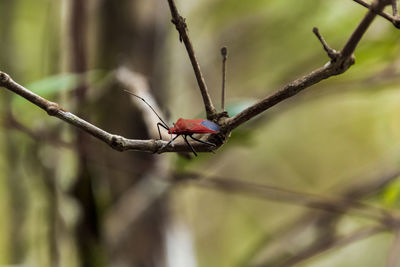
124;90;220;156
168;118;220;134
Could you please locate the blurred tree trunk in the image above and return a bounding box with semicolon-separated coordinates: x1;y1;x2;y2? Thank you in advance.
67;0;169;266
67;1;101;266
0;0;26;263
97;1;168;266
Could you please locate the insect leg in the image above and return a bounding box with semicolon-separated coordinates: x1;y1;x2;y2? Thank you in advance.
182;135;197;157
160;134;180;151
157;122;169;140
188;135;216;147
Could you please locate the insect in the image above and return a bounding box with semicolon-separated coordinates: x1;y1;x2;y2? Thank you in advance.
124;90;220;156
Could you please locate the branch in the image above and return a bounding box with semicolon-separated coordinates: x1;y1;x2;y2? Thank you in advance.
264;226;387;267
166;0;218;120
225;0;392;130
341;0;390;58
176;171;400;266
0;71;216;154
236;166;400;267
352;0;400;27
312;27;339;60
0;0;395;156
175;172;400;224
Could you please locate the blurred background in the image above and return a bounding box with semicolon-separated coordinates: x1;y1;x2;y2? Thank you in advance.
1;0;400;266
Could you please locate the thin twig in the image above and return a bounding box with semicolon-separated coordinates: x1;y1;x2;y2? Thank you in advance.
175;172;400;224
0;71;216;154
225;66;344;130
352;0;400;27
312;27;339;60
341;0;388;58
267;226;387;267
225;0;392;130
221;47;228;111
175;170;400;267
166;0;217;120
237;166;400;267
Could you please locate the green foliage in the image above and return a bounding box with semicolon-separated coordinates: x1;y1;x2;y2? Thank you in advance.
13;70;107;105
9;70;109;129
382;178;400;207
225;99;257;117
26;73;82;95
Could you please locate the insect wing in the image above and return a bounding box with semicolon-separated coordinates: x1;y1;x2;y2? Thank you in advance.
175;119;220;134
200;120;220;132
188;119;220;133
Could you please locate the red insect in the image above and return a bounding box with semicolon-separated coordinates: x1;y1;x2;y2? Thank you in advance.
124;90;220;156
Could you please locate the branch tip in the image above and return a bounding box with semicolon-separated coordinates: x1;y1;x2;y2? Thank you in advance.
221;46;227;58
221;46;228;112
312;27;339;60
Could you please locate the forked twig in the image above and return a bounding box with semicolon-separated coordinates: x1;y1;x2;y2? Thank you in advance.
0;0;397;157
352;0;400;27
225;0;392;130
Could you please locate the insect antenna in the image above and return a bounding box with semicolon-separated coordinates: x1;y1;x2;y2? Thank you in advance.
123;89;170;129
